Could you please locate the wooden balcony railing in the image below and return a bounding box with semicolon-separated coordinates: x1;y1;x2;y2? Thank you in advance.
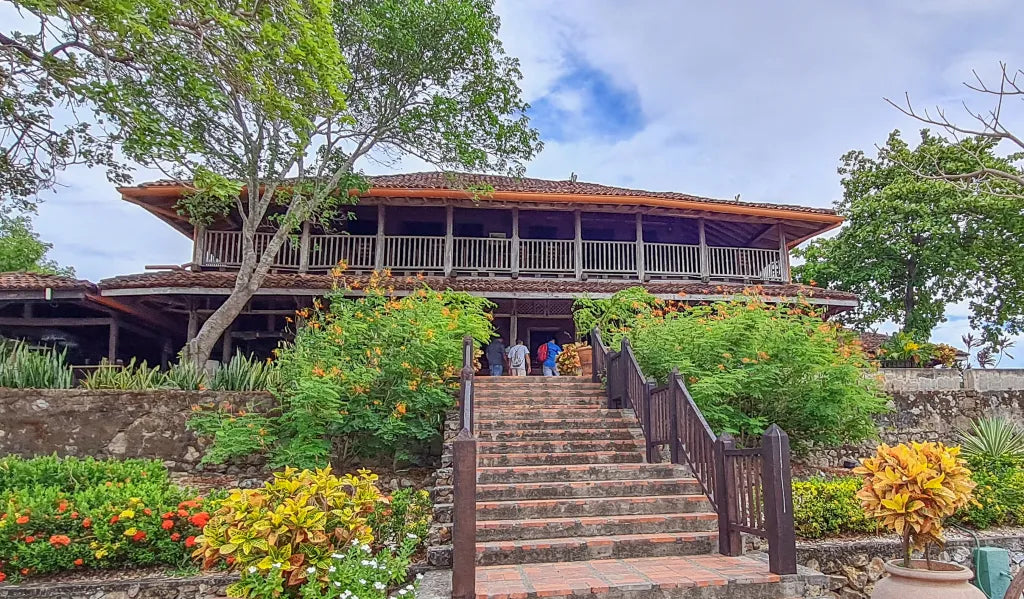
198;230;788;283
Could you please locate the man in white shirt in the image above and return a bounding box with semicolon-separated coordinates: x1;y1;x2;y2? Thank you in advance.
506;339;530;376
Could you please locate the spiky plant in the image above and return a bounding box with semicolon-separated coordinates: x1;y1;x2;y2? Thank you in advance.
81;358;167;390
0;340;73;389
211;351;278;391
166;359;208;390
957;416;1024;465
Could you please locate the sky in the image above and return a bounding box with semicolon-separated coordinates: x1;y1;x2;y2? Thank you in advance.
26;0;1024;365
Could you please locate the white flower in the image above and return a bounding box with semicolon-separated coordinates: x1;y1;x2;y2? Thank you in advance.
352;539;360;546
359;579;367;584
416;573;423;580
333;553;345;559
306;566;316;574
406;533;418;539
398;590;408;596
405;585;413;590
248;566;257;574
329;566;336;573
334;582;342;588
361;543;371;553
361;559;371;566
271;562;282;569
374;582;386;591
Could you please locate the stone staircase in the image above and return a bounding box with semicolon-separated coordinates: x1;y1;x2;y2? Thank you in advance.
444;376;824;599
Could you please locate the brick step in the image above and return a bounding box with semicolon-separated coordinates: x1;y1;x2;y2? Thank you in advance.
474;385;603;392
474;376;594;384
476;478;703;501
475;418;634;431
476;512;719;542
478;439;645;455
474;389;605;397
475;531;719;566
479;451;643;467
474;397;605;406
477;463;690;484
472;555;809;599
476;428;640;441
473;408;628;419
477;494;711;520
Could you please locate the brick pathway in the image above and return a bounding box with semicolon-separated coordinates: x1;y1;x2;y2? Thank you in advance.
475;555;781;599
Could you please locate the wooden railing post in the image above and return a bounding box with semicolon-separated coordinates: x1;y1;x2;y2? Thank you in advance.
451;428;476;599
714;434;742;556
619;338;631;410
668;369;681;464
761;424;797;574
643;378;656;462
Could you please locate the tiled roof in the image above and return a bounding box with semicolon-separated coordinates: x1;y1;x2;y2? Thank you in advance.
0;272;96;292
124;171;836;216
858;332;890;353
99;270;857;301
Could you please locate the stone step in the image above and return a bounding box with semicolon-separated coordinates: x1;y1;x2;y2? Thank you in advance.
477;494;711;520
478;451;644;467
475;417;634;431
473;408;628;419
474;389;605;397
476;428;640;441
474;376;594;384
478;439;645;455
475;531;719;566
476;512;719;542
474;384;603;392
474;397;605;406
476;478;703;501
477;463;690;484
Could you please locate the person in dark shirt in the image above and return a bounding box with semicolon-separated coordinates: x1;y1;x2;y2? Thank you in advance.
485;336;507;376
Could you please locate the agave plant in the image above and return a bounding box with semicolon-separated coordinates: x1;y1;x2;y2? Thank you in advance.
81;358;168;390
211;351;278;391
957;416;1024;465
166;359;208;390
0;340;73;389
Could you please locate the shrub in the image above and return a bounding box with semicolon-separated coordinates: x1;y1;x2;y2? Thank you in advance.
81;358;166;390
624;293;887;452
957;417;1024;464
556;342;584;376
190;272;494;468
0;340;72;389
573;287;663;347
854;442;976;567
0;455;209;582
211;352;278;391
194;467;383;594
166;360;208;390
367;488;431;552
792;476;875;539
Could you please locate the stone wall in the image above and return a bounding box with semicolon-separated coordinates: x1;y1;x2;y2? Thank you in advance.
880;367;1024;392
0;389;271;472
798;530;1024;598
0;573;235;598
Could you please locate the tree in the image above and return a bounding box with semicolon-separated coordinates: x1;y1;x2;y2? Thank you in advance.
82;0;541;365
0;214;73;275
794;130;1024;342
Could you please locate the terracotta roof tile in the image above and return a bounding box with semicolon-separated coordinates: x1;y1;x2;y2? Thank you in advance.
98;270;856;301
0;272;96;292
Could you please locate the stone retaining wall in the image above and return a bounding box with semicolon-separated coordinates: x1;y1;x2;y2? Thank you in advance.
0;573;235;598
881;368;1024;392
0;389;271;472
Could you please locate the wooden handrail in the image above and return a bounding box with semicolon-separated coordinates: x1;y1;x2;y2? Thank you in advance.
451;335;477;599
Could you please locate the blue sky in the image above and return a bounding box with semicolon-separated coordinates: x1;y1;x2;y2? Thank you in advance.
21;0;1024;365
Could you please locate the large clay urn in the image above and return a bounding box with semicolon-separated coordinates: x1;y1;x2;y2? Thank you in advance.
871;560;984;599
577;345;593;377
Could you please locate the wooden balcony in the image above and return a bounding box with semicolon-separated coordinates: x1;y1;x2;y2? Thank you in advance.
197;230;789;283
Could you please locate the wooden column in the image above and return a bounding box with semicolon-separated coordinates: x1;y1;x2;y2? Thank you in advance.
374;204;386;271
107;318;119;363
698;218;710;282
510;313;518;344
510;208;520;278
221;321;234;362
761;425;797;574
444;205;454;277
186;301;199;342
192;225;206;271
635;213;645;281
573;209;583;280
777;224;790;282
298;220;311;273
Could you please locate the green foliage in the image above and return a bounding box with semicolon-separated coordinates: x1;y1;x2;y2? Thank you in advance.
794;129;1024;345
0;455;209;582
955;458;1024;529
573;287;663;347
0;340;72;389
624;294;886;452
957;417;1024;465
80;358;166;390
793;477;875;539
166;360;208;391
189;274;494;468
0;215;73;276
367;488;431;552
211;352;279;392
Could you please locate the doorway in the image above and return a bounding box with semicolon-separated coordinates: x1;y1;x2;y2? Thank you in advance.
527;327;560;375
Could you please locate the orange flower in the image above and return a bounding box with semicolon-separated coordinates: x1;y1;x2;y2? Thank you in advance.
177;509;189;518
161;520;174;530
184;536;197;548
82;518;92;528
0;572;5;582
131;530;146;542
717;364;726;371
24;535;35;544
73;558;84;567
69;512;78;520
171;533;181;541
396;403;407;415
189;512;210;528
15;515;29;525
312;366;326;377
142;508;152;516
48;535;71;547
109;515;119;525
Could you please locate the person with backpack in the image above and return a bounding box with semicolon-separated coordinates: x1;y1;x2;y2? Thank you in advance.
507;339;530;376
485;336;507;376
538;337;562;377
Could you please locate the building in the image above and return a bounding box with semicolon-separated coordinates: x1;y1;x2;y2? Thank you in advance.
0;172;856;364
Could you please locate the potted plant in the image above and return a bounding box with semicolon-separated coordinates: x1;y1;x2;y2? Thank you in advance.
853;442;981;599
557;342;584;376
575;342;593;377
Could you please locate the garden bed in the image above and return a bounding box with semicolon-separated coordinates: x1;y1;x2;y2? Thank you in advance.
0;571;236;598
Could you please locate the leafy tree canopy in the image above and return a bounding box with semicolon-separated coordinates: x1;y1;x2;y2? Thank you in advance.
794;130;1024;345
0;214;72;275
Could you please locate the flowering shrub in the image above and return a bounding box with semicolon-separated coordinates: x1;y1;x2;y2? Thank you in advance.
854;442;976;567
622;292;887;452
573;287;664;347
367;488;431;554
190;271;494;468
0;456;210;582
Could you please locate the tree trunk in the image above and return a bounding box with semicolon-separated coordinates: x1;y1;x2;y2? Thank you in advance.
902;259;918;332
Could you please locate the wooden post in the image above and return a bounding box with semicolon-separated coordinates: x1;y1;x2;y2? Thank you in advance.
298;220;311;273
107;318;119;363
698;218;710;282
451;427;477;599
668;369;681;464
714;433;742;556
619;338;631;410
605;351;618;409
643;379;655;463
511;208;520;278
22;303;32;318
761;424;797;574
444;205;454;277
374;203;386;271
221;321;234;362
510;314;518;346
161;341;173;370
777;225;790;282
635;213;645;281
573;209;583;280
192;225;206;271
186;300;199;342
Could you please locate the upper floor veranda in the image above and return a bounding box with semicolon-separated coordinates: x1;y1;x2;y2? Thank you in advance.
119;172;843;285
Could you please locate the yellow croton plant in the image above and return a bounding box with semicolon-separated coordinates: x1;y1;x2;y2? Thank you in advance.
854;442;976;567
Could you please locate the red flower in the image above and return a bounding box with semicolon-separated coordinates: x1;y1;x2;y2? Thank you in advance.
161;512;174;520
70;512;79;520
184;536;196;548
73;559;83;567
143;508;152;516
0;572;6;582
161;520;174;530
226;556;235;565
82;518;92;528
177;509;189;518
188;512;210;528
48;535;71;547
20;569;28;576
170;533;181;542
178;500;200;510
109;515;119;525
131;530;146;542
24;536;35;544
15;515;28;525
57;502;68;513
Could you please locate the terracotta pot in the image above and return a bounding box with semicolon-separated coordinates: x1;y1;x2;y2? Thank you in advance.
577;346;593;377
871;560;984;599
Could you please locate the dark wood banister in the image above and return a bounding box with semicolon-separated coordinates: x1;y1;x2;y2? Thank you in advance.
590;326;797;575
451;335;477;599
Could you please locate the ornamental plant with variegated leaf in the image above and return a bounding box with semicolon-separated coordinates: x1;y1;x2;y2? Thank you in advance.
854;442;976;567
